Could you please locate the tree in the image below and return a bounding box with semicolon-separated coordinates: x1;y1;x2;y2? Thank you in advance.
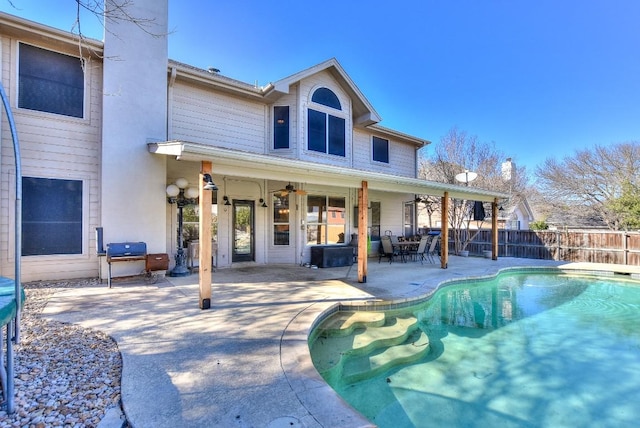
6;1;158;41
607;180;640;231
535;142;640;230
418;127;528;254
529;219;549;230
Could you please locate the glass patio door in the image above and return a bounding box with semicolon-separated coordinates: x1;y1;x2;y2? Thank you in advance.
232;200;254;262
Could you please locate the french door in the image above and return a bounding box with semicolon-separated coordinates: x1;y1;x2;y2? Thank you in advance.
232;200;254;262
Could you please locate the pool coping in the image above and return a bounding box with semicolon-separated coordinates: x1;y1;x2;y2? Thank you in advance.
282;263;640;427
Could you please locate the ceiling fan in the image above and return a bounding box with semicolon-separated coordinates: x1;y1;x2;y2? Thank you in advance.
272;183;307;197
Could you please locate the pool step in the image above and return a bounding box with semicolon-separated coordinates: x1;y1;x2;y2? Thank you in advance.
342;329;430;384
350;315;419;354
319;311;386;337
311;314;421;378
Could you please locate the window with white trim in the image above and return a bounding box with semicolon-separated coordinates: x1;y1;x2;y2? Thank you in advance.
18;43;84;118
307;88;346;157
273;194;290;245
273;106;289;149
372;136;389;163
22;177;83;255
306;195;346;245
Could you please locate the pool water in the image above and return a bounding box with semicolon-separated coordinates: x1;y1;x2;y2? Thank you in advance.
310;272;640;428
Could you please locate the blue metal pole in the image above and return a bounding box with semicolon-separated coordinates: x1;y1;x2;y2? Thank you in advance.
0;81;22;414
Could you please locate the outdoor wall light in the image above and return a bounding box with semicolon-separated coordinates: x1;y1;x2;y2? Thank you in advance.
202;173;218;191
166;178;199;277
223;195;231;206
259;198;268;208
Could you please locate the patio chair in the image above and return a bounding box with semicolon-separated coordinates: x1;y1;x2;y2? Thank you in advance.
426;234;440;263
408;235;430;264
379;235;400;263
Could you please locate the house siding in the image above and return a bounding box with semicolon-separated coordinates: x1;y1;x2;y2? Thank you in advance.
0;35;103;281
172;81;266;152
352;128;416;177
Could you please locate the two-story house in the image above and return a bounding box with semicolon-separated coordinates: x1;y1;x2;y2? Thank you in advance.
0;1;506;285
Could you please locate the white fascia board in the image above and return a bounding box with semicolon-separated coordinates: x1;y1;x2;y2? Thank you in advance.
148;141;508;202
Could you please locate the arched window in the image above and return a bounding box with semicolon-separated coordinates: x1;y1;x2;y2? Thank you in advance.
308;87;346;156
311;87;341;110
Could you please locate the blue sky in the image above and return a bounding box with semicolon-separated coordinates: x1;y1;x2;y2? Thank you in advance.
3;0;640;175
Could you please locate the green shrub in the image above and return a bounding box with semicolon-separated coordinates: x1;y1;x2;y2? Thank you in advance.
530;220;549;230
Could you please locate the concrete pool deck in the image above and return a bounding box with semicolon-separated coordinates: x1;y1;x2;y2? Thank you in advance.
42;257;640;428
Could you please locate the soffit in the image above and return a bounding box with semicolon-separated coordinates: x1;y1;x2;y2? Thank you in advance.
149;141;508;202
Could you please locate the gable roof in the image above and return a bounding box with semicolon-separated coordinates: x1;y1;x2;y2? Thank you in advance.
171;58;382;127
263;58;382;126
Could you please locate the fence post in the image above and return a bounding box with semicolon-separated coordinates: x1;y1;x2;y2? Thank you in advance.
504;229;508;257
624;232;629;265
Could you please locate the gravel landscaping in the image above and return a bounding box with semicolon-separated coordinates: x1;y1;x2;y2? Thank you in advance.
0;279;125;428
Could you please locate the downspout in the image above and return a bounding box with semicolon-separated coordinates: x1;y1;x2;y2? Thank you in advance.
167;66;177;140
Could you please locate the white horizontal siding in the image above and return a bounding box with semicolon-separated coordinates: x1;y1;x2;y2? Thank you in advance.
172;81;266;152
0;35;102;280
352;128;416;177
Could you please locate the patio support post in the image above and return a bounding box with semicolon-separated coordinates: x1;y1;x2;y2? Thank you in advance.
492;198;499;260
199;161;213;309
357;181;368;283
441;192;449;269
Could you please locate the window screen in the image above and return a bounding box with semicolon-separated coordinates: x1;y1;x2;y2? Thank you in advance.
311;87;341;110
274;106;290;149
308;109;327;153
328;116;345;156
22;177;83;255
19;43;84;118
373;136;389;163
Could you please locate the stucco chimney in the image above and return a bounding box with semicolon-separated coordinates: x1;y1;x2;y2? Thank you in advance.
502;158;516;183
101;0;169;251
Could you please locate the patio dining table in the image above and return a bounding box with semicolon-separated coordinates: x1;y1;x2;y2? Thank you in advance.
393;241;419;262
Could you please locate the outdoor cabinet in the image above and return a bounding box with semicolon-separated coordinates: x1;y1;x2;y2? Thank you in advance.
310;245;354;268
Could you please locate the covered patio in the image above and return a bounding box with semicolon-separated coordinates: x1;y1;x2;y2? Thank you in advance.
149;141;509;309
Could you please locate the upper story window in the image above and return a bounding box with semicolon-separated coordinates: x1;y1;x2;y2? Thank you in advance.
18;43;84;118
311;87;341;110
308;88;345;157
372;136;389;163
273;106;289;149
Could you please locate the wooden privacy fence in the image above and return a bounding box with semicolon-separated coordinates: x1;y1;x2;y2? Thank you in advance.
449;229;640;266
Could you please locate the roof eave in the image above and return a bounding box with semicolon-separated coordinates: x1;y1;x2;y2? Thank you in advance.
148;141;507;202
0;12;103;58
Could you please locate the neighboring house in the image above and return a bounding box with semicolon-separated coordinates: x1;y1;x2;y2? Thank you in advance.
417;196;533;231
498;196;534;230
0;1;506;283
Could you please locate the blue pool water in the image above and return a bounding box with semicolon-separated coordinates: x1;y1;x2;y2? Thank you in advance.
311;272;640;428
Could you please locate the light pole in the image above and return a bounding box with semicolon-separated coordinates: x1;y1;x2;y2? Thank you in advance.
166;178;199;277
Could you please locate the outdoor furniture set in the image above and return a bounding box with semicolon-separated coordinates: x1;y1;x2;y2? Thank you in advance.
379;234;440;264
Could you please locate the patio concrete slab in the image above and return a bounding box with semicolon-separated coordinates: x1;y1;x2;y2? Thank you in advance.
41;257;637;427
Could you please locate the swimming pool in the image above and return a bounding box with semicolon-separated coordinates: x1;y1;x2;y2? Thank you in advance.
310;270;640;428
